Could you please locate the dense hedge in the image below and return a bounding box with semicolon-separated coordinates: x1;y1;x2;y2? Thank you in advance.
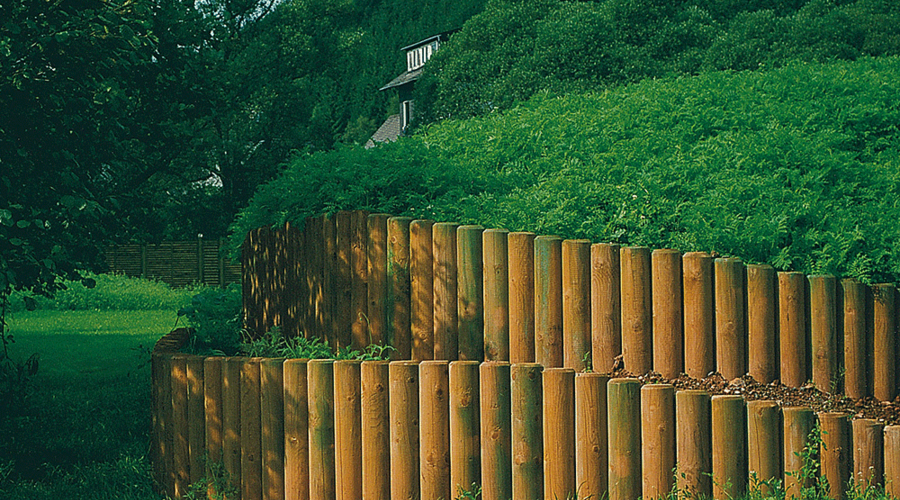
231;57;900;283
413;0;900;123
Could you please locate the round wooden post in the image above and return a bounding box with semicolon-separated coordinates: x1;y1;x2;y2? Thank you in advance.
852;418;884;491
842;279;867;399
544;368;576;500
563;239;592;371
241;359;263;500
151;353;170;493
810;275;838;392
621;247;652;375
420;360;451;500
715;258;746;380
779;272;808;387
712;395;746;500
480;362;512;500
433;222;459;360
260;358;285;500
783;406;815;498
819;412;851;500
410;219;435;360
458;225;484;361
642;384;676;500
746;400;781;495
608;378;642;500
388;217;413;359
511;363;543;500
172;355;189;497
576;373;609;500
305;216;322;341
873;283;896;402
308;359;335;500
390;361;420;499
334;360;362;500
885;426;900;500
323;216;336;346
535;236;563;367
186;356;206;486
283;359;310;500
676;390;712;499
683;252;715;378
592;243;621;373
509;232;536;364
652;249;683;379
335;211;353;349
747;264;778;384
361;361;390;500
351;210;369;350
484;229;510;361
203;357;224;473
450;361;481;495
297;220;311;339
367;213;390;348
223;357;242;494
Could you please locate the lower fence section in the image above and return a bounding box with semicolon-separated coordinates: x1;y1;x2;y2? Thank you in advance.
152;349;899;500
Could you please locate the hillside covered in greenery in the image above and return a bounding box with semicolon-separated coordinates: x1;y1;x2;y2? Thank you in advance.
233;57;900;283
414;0;900;123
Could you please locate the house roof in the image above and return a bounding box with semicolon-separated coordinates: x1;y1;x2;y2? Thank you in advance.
400;34;445;52
379;67;424;91
364;114;401;149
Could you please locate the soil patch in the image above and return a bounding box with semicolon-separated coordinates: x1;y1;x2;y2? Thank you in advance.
612;365;900;425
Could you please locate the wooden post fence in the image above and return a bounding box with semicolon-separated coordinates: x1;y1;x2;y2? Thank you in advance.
150;210;900;499
153;348;898;500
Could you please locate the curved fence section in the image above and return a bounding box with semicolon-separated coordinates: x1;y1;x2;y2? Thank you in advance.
243;210;899;399
149;209;900;498
150;343;898;499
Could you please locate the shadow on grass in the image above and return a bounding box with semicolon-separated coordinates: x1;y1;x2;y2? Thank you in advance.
1;311;169;499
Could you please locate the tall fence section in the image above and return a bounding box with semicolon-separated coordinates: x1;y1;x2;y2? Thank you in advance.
152;210;900;499
106;239;241;287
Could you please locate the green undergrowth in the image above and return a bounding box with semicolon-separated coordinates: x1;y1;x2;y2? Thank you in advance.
7;272;211;313
178;284;395;360
0;309;170;499
232;56;900;283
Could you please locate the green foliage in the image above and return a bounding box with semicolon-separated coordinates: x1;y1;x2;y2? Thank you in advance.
242;326;396;360
183;457;238;500
416;0;900;123
456;482;482;500
179;285;244;356
227;140;488;256
235;57;900;283
8;272;208;313
0;309;163;499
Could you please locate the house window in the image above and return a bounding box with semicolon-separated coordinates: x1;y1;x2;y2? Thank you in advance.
408;42;439;72
401;100;413;133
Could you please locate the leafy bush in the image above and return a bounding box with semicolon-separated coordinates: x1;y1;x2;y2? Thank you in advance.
225;140;490;257
7;272;208;312
178;285;244;356
415;0;900;122
232;57;900;283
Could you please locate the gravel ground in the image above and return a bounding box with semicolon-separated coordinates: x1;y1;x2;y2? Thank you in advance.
610;365;900;426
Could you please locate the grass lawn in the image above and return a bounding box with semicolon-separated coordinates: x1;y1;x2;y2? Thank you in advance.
1;310;175;500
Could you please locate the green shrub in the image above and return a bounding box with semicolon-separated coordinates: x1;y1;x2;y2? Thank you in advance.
232;57;900;283
178;284;244;356
8;272;207;312
415;0;900;123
